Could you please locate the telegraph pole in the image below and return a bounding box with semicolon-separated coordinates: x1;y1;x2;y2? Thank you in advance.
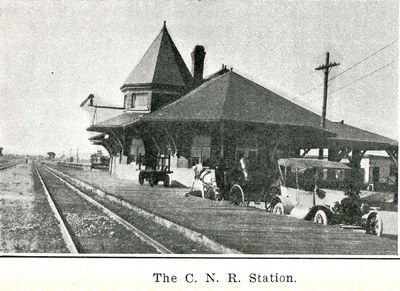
315;52;340;159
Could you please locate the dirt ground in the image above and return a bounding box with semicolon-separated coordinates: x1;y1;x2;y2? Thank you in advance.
0;163;68;253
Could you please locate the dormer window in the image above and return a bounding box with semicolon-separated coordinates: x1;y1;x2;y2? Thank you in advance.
130;94;136;108
124;94;131;108
125;92;150;111
135;94;147;108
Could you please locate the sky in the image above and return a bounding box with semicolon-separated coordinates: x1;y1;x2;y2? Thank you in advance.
0;0;398;158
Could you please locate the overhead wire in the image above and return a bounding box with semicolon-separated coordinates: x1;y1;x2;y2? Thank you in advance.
289;59;396;108
329;59;396;95
296;39;398;99
329;39;397;82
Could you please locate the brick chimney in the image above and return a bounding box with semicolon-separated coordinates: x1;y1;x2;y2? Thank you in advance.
191;45;206;88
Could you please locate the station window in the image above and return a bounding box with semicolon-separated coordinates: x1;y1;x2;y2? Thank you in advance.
190;135;211;167
235;134;258;162
190;146;211;167
130;94;136;108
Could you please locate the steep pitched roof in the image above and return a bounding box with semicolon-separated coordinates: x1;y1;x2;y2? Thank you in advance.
326;121;397;149
142;71;327;131
121;24;193;90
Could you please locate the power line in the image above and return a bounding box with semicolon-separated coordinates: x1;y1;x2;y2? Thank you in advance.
298;39;398;97
329;59;395;95
329;39;397;82
290;59;396;107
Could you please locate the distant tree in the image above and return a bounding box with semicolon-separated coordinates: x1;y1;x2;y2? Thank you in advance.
0;147;3;156
47;152;56;159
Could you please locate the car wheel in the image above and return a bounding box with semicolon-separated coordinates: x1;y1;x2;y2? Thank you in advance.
149;177;155;187
265;187;280;212
314;210;328;225
163;176;170;187
366;214;383;236
139;174;144;185
273;202;284;215
229;184;244;206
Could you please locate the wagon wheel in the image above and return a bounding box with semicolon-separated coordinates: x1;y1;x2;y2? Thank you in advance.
366;214;383;236
138;173;144;185
229;184;245;206
264;187;280;212
163;175;170;187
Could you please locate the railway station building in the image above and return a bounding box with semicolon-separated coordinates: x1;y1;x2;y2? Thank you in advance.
86;23;398;188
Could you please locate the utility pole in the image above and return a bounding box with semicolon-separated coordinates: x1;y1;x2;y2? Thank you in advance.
315;52;340;159
76;148;79;163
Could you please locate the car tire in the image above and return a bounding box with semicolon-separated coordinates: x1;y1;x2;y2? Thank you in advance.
366;214;383;237
149;177;155;187
229;184;244;206
163;176;170;187
272;202;284;215
314;210;328;225
265;187;280;212
139;174;144;185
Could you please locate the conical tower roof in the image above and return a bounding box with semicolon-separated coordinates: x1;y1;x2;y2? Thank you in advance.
121;23;193;91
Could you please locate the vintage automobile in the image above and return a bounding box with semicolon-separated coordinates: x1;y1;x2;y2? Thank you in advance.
266;158;383;236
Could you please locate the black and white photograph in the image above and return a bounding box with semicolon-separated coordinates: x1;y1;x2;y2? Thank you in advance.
0;0;398;289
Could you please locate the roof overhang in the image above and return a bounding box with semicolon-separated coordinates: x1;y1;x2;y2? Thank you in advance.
325;121;398;151
120;82;189;94
327;138;398;151
87;112;143;132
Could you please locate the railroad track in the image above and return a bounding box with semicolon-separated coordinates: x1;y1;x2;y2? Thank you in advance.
33;162;172;254
0;162;19;170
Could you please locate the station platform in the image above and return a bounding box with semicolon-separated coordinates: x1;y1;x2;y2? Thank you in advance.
54;165;398;255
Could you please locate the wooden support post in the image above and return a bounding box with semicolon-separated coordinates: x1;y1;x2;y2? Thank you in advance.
348;149;365;168
220;122;225;158
386;149;398;168
336;148;351;161
108;130;125;163
386;149;398;204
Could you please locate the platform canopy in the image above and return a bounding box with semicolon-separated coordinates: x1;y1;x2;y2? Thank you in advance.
87;112;143;132
325;120;397;150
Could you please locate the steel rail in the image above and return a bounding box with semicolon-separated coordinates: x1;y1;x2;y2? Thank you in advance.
33;163;79;253
0;163;19;170
40;164;173;254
